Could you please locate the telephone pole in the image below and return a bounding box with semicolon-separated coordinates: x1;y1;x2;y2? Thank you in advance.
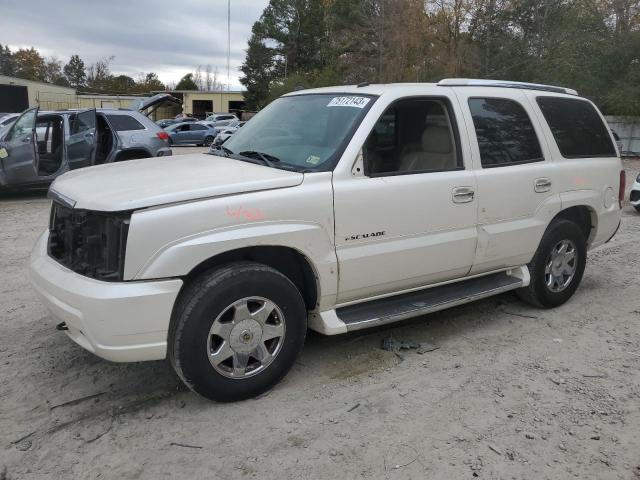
227;0;231;91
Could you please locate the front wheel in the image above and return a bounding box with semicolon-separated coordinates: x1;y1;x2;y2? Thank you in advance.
169;262;307;402
517;219;587;308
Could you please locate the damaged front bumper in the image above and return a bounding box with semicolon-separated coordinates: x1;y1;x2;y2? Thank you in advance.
29;231;182;362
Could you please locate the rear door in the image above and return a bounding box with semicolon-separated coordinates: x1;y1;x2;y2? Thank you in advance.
453;87;559;274
0;107;38;185
66;109;97;170
189;123;207;142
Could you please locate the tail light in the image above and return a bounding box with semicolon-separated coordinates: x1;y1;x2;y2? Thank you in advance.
619;170;626;209
156;131;169;141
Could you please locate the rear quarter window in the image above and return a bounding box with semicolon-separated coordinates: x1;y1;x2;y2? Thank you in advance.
536;97;615;158
106;114;146;131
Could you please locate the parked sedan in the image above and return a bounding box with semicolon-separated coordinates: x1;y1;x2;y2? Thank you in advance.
165;122;217;146
156;117;197;129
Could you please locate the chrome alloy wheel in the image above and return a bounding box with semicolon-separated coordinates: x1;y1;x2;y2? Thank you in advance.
207;297;286;379
544;239;578;293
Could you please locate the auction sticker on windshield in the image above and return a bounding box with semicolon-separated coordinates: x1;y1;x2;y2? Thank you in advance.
327;96;371;108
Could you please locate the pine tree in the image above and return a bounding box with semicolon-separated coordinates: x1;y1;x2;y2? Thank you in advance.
63;55;86;89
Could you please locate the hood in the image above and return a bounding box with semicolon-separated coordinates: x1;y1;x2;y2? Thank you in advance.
50;154;304;212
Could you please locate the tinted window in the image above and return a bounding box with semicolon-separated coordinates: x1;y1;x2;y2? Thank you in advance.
106;114;145;131
190;124;207;131
469;98;543;167
536;97;615;158
364;98;460;175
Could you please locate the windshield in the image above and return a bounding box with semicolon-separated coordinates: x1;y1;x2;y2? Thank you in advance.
221;93;374;171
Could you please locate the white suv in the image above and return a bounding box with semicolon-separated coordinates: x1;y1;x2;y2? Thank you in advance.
29;79;624;401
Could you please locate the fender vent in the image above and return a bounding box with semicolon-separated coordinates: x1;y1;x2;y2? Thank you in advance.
48;203;131;281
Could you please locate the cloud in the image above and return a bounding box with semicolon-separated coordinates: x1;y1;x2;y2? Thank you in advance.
1;0;269;89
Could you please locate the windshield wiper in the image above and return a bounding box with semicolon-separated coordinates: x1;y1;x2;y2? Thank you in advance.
238;150;281;168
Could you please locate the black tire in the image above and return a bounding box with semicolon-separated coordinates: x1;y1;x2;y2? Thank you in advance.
169;262;307;402
634;204;640;213
203;136;214;147
516;219;587;308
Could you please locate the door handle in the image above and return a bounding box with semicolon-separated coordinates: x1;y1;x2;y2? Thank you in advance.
452;186;475;203
534;177;552;193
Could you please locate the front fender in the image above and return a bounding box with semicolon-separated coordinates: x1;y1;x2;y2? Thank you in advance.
124;173;337;308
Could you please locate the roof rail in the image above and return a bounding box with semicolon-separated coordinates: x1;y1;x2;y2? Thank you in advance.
437;78;578;96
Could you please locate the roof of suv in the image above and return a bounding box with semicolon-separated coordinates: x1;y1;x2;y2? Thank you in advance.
284;79;579;98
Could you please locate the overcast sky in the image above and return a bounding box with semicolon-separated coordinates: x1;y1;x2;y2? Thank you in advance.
2;0;270;90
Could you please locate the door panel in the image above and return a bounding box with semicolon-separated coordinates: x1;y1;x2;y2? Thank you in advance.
66;109;96;170
1;107;38;185
333;95;478;304
334;171;478;303
453;88;561;274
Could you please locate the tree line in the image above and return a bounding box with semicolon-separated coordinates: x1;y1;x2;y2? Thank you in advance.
0;45;226;94
240;0;640;115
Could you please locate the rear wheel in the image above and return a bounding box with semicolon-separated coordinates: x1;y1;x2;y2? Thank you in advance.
169;262;307;402
634;204;640;213
203;136;214;147
517;219;587;308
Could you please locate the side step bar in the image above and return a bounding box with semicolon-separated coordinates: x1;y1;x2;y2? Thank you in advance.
333;269;527;333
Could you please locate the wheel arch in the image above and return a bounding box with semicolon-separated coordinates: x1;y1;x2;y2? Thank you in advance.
179;245;319;312
550;205;597;245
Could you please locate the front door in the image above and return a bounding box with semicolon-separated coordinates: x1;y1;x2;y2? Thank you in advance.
66;109;97;170
453;87;559;274
0;107;38;185
333;95;478;304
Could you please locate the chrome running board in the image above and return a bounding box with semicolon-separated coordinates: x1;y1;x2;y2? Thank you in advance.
336;270;526;332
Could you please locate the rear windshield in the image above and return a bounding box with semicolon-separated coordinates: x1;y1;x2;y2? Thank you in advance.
106;114;145;131
536;97;615;158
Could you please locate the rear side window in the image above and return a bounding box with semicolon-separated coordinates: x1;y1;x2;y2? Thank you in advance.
469;98;543;167
536;97;615;158
106;114;145;131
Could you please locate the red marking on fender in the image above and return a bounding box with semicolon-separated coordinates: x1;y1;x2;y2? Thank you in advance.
572;177;588;186
226;206;264;221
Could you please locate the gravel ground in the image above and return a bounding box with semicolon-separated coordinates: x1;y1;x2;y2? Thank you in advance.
1;157;639;480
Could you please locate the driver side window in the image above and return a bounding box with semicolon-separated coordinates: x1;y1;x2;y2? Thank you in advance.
364;98;461;176
7;109;37;142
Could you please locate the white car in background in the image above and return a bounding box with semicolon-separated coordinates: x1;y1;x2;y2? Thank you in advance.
214;121;246;145
630;173;640;212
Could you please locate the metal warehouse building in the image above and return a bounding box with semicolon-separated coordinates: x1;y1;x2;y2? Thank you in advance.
0;75;77;112
0;75;245;119
150;90;246;119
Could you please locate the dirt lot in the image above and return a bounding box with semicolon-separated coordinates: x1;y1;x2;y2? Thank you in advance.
1;156;639;480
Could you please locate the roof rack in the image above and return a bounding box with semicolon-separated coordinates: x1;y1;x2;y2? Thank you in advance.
437;78;578;96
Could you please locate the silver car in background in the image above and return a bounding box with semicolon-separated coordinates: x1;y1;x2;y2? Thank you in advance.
0;93;181;191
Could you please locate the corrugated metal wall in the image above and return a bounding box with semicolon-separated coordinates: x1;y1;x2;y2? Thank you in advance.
605;116;640;157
